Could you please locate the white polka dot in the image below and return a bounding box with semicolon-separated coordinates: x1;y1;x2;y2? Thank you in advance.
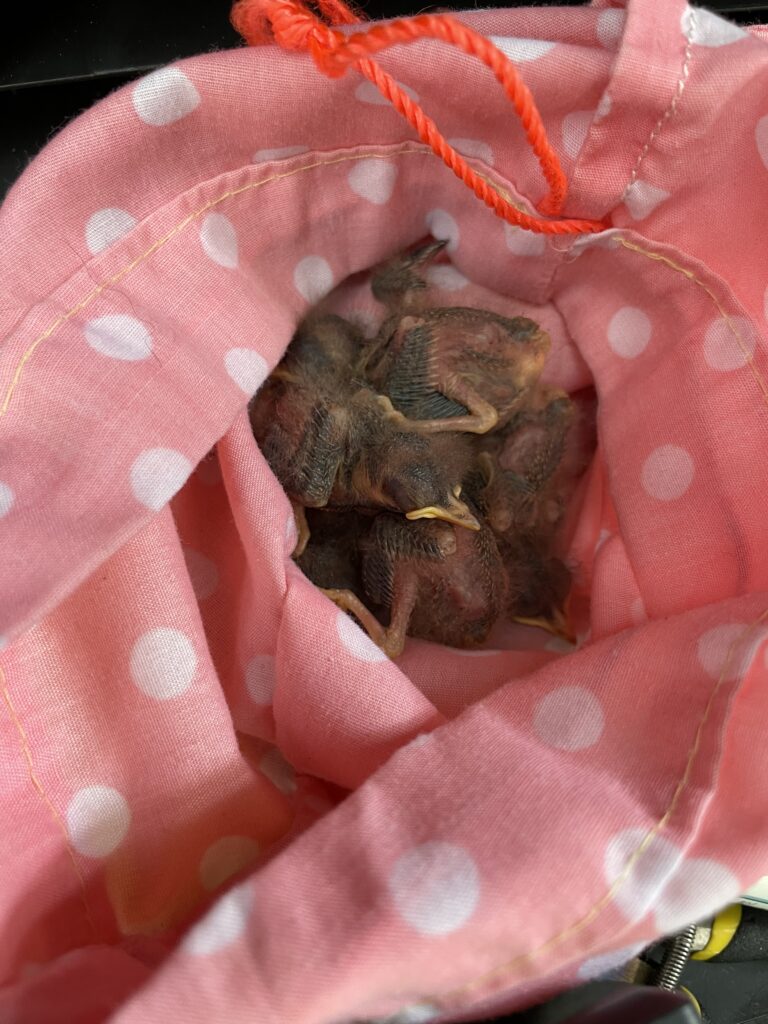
533;686;604;750
388;841;480;936
605;828;681;922
67;785;131;857
682;6;747;46
571;230;620;254
607;306;652;358
595;92;612;122
656;856;739;933
0;482;15;518
253;145;308;162
596;9;625;48
130;627;197;699
336;610;388;662
448;138;494;165
348;159;397;205
293;255;334;303
260;747;297;794
245;654;275;705
504;223;546;256
199;836;260;892
406;733;433;750
595;529;612;552
84;314;152;361
85;208;137;255
285;511;298;549
373;1006;441;1024
348;309;380;338
199;213;238;269
132;67;201;126
757;116;768;172
578;944;644;981
641;445;694;501
697;623;763;681
183;548;219;601
630;598;647;624
545;636;577;653
425;209;460;253
703;316;756;371
182;883;252;955
424;264;469;292
355;80;419;104
224;348;268;395
576;629;592;649
581;942;647;983
196;453;222;486
562;111;593;159
131;448;192;510
624;180;670;220
302;797;334;821
490;36;556;62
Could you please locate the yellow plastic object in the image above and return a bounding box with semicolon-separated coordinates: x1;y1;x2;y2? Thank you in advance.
692;903;742;961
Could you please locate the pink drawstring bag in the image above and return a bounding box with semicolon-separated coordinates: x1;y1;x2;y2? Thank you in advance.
2;0;768;1020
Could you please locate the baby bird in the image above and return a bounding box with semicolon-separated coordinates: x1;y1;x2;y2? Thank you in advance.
355;510;509;658
466;390;577;640
371;238;449;313
364;241;551;435
480;390;575;537
294;508;368;597
250;313;481;535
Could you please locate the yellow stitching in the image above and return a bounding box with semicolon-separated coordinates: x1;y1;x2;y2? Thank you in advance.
425;236;768;1004
0;146;433;417
1;664;98;938
4;133;765;1001
437;610;768;1003
617;238;768;407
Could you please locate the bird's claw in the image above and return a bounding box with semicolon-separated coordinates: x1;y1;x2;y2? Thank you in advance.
375;394;407;424
291;502;311;557
512;608;576;645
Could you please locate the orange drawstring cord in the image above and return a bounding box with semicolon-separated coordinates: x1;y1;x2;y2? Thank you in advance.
231;0;607;235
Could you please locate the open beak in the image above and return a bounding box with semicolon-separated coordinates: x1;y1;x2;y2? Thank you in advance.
406;496;481;531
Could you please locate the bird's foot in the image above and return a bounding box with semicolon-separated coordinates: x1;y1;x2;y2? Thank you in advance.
512;608;577;645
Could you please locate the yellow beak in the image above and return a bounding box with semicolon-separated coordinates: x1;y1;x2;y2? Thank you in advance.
406;497;481;532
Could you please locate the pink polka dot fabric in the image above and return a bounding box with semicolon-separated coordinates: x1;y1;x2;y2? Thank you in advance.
1;0;768;1020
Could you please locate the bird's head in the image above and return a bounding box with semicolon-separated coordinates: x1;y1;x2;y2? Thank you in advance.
377;434;479;531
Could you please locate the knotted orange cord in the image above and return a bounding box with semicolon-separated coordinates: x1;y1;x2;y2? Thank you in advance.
232;0;607;235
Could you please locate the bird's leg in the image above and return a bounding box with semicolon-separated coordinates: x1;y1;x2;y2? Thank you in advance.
320;569;418;659
477;451;496;486
380;570;419;658
321;589;389;649
371;239;448;311
399;377;500;435
374;393;408;425
291;502;310;557
372;392;447;435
